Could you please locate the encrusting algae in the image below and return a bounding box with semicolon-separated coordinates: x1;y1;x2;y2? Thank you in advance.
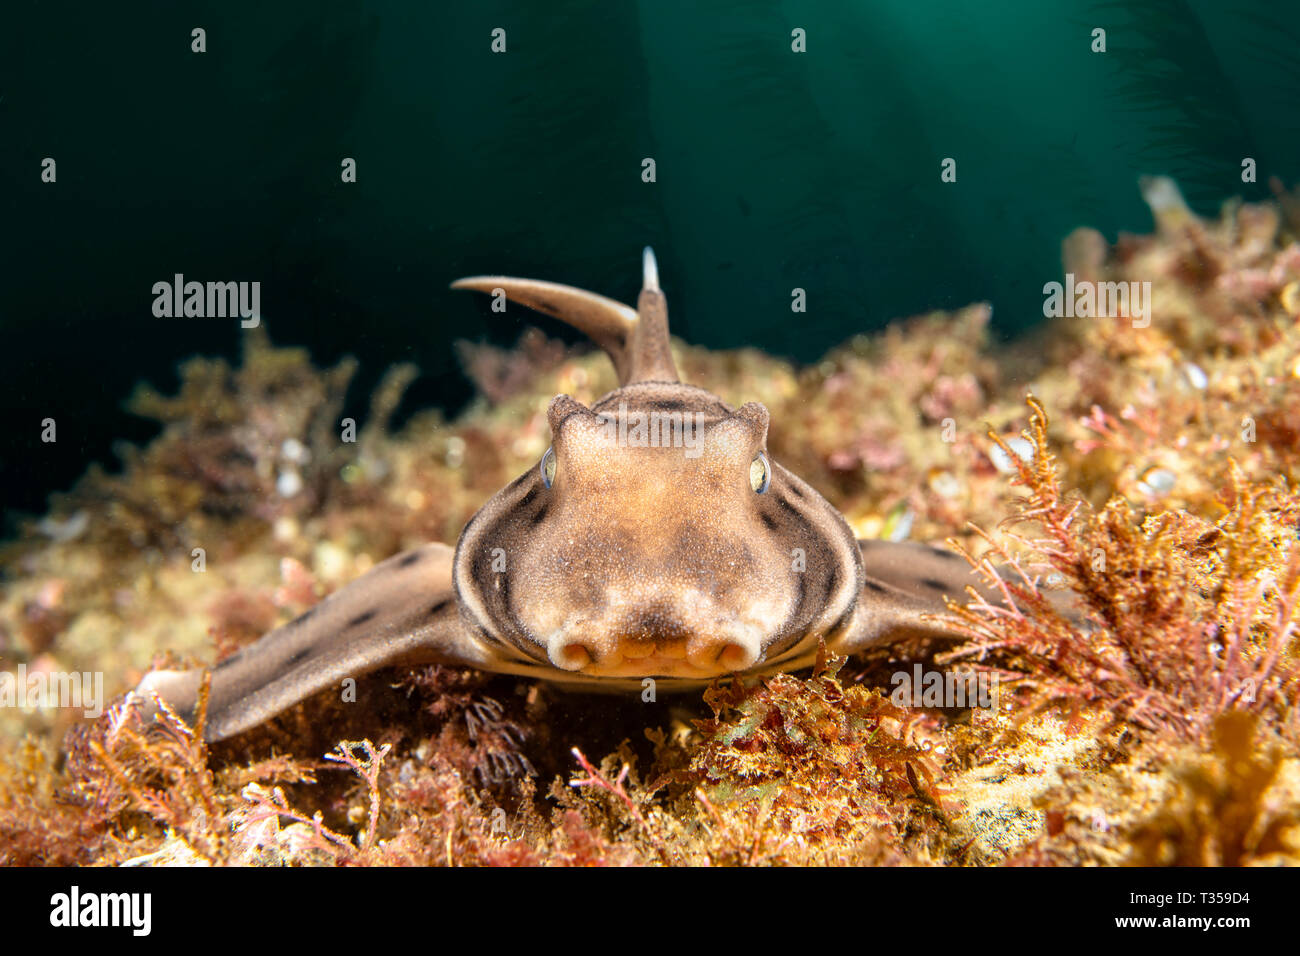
2;177;1299;866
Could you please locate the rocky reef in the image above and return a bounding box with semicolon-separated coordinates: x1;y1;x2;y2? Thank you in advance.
2;178;1298;866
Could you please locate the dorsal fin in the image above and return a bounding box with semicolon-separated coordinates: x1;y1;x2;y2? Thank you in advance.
451;247;679;385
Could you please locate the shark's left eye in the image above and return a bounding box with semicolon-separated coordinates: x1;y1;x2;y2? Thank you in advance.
540;446;557;488
749;452;771;494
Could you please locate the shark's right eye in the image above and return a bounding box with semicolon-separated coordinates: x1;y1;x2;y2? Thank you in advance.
540;446;557;488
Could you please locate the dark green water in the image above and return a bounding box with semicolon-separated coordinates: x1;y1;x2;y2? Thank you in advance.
3;0;1298;519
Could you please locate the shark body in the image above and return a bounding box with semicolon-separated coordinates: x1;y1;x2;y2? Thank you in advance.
138;249;1011;742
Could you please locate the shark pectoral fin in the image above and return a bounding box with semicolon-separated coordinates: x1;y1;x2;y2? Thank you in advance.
840;539;1089;651
134;542;473;742
451;247;678;386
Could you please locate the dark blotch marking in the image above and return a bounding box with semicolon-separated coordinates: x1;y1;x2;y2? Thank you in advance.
594;392;729;418
285;648;312;667
429;598;451;617
214;653;242;672
865;580;888;594
651;397;728;416
920;577;950;593
931;548;963;562
777;497;815;537
286;605;317;628
760;511;778;531
493;559;514;634
516;486;539;509
396;551;423;569
529;502;550;526
347;609;379;628
822;565;842;607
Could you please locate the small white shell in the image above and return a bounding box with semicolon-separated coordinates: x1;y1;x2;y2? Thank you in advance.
281;437;310;464
276;468;303;498
989;437;1035;474
1182;363;1208;390
1135;467;1176;497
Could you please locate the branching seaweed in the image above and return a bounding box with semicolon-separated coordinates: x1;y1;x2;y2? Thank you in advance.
940;396;1300;745
688;646;946;863
324;739;390;852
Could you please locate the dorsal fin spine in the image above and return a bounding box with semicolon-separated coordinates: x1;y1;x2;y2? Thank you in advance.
451;248;679;386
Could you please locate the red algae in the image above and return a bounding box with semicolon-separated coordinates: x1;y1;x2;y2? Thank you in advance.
2;180;1299;866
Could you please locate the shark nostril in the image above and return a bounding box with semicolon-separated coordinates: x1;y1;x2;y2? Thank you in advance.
547;638;594;671
561;644;591;668
717;641;758;671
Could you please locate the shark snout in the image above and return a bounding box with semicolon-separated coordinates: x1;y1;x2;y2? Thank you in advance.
544;606;762;676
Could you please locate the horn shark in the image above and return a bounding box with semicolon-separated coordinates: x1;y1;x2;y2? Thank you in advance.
137;249;1023;742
